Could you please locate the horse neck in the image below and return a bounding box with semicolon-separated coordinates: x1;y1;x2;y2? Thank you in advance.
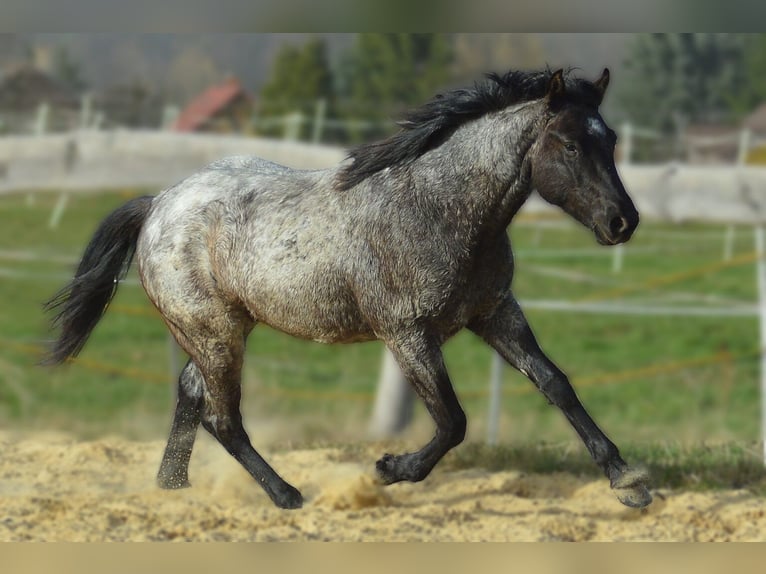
409;100;546;237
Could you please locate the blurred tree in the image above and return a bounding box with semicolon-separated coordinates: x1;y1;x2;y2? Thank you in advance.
340;33;453;142
616;33;747;132
452;34;546;83
98;80;164;128
258;37;335;140
52;46;87;93
728;34;766;119
165;46;220;104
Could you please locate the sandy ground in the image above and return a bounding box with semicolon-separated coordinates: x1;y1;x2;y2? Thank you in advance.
1;431;766;542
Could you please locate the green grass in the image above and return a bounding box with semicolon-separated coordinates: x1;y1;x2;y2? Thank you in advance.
0;189;762;459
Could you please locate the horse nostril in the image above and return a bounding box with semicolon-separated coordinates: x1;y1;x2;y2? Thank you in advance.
609;216;629;237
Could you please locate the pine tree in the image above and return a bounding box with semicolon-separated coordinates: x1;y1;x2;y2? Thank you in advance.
258;38;334;140
616;33;747;132
340;33;454;142
728;34;766;119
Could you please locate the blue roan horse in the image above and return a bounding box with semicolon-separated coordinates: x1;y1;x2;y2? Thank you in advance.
45;68;651;509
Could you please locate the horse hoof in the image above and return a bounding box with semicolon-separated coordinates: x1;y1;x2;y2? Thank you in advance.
611;468;652;508
615;484;652;508
273;484;304;510
375;453;399;485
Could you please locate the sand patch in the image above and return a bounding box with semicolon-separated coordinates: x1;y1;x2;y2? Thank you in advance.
1;431;765;541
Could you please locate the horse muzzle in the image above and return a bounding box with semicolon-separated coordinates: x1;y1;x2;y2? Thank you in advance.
593;207;639;245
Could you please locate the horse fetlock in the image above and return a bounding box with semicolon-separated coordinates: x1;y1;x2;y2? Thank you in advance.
157;469;191;490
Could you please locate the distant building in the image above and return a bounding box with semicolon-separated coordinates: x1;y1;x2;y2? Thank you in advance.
173;77;253;133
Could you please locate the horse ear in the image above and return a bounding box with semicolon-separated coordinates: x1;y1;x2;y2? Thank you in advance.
593;68;610;104
546;69;566;106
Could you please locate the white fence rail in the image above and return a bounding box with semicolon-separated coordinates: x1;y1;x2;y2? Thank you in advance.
3;130;766;225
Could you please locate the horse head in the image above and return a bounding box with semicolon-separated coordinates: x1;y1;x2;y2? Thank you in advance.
530;68;639;245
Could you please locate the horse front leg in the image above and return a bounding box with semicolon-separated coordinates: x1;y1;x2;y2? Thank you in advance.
469;294;652;508
375;332;466;484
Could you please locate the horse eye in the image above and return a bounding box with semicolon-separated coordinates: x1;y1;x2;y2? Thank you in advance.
564;142;578;155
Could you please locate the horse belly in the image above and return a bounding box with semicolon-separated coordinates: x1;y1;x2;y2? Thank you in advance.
242;272;375;344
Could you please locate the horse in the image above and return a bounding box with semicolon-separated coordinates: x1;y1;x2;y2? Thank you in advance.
44;68;651;510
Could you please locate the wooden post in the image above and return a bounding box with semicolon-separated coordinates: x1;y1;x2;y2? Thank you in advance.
311;99;327;144
737;129;752;166
34;102;49;136
283;112;303;141
162;105;180;130
723;225;735;262
612;244;624;274
369;348;414;438
620;122;633;166
755;227;766;466
48;192;70;229
487;351;504;445
79;93;92;129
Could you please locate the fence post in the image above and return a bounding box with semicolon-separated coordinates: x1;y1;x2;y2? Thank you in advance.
312;99;327;145
755;227;766;466
369;348;414;438
79;93;93;129
612;244;624;273
161;105;180;130
283;112;303;141
613;122;632;274
34;102;49;136
723;225;735;262
486;351;504;445
48;192;70;229
737;129;752;166
620;122;633;166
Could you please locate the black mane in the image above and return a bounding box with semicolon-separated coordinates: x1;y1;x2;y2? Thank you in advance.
336;68;603;191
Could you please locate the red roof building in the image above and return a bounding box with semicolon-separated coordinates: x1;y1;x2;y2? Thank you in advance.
173;77;253;133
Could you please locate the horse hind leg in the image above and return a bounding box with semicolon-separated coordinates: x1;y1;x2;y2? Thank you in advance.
194;338;303;509
151;287;302;509
157;359;203;489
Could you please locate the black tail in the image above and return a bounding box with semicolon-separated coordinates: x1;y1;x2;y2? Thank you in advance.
42;195;154;365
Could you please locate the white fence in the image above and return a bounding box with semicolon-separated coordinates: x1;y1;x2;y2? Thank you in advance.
0;130;346;194
3;130;766;224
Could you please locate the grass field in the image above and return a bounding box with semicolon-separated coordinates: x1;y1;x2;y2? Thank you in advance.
0;188;762;470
